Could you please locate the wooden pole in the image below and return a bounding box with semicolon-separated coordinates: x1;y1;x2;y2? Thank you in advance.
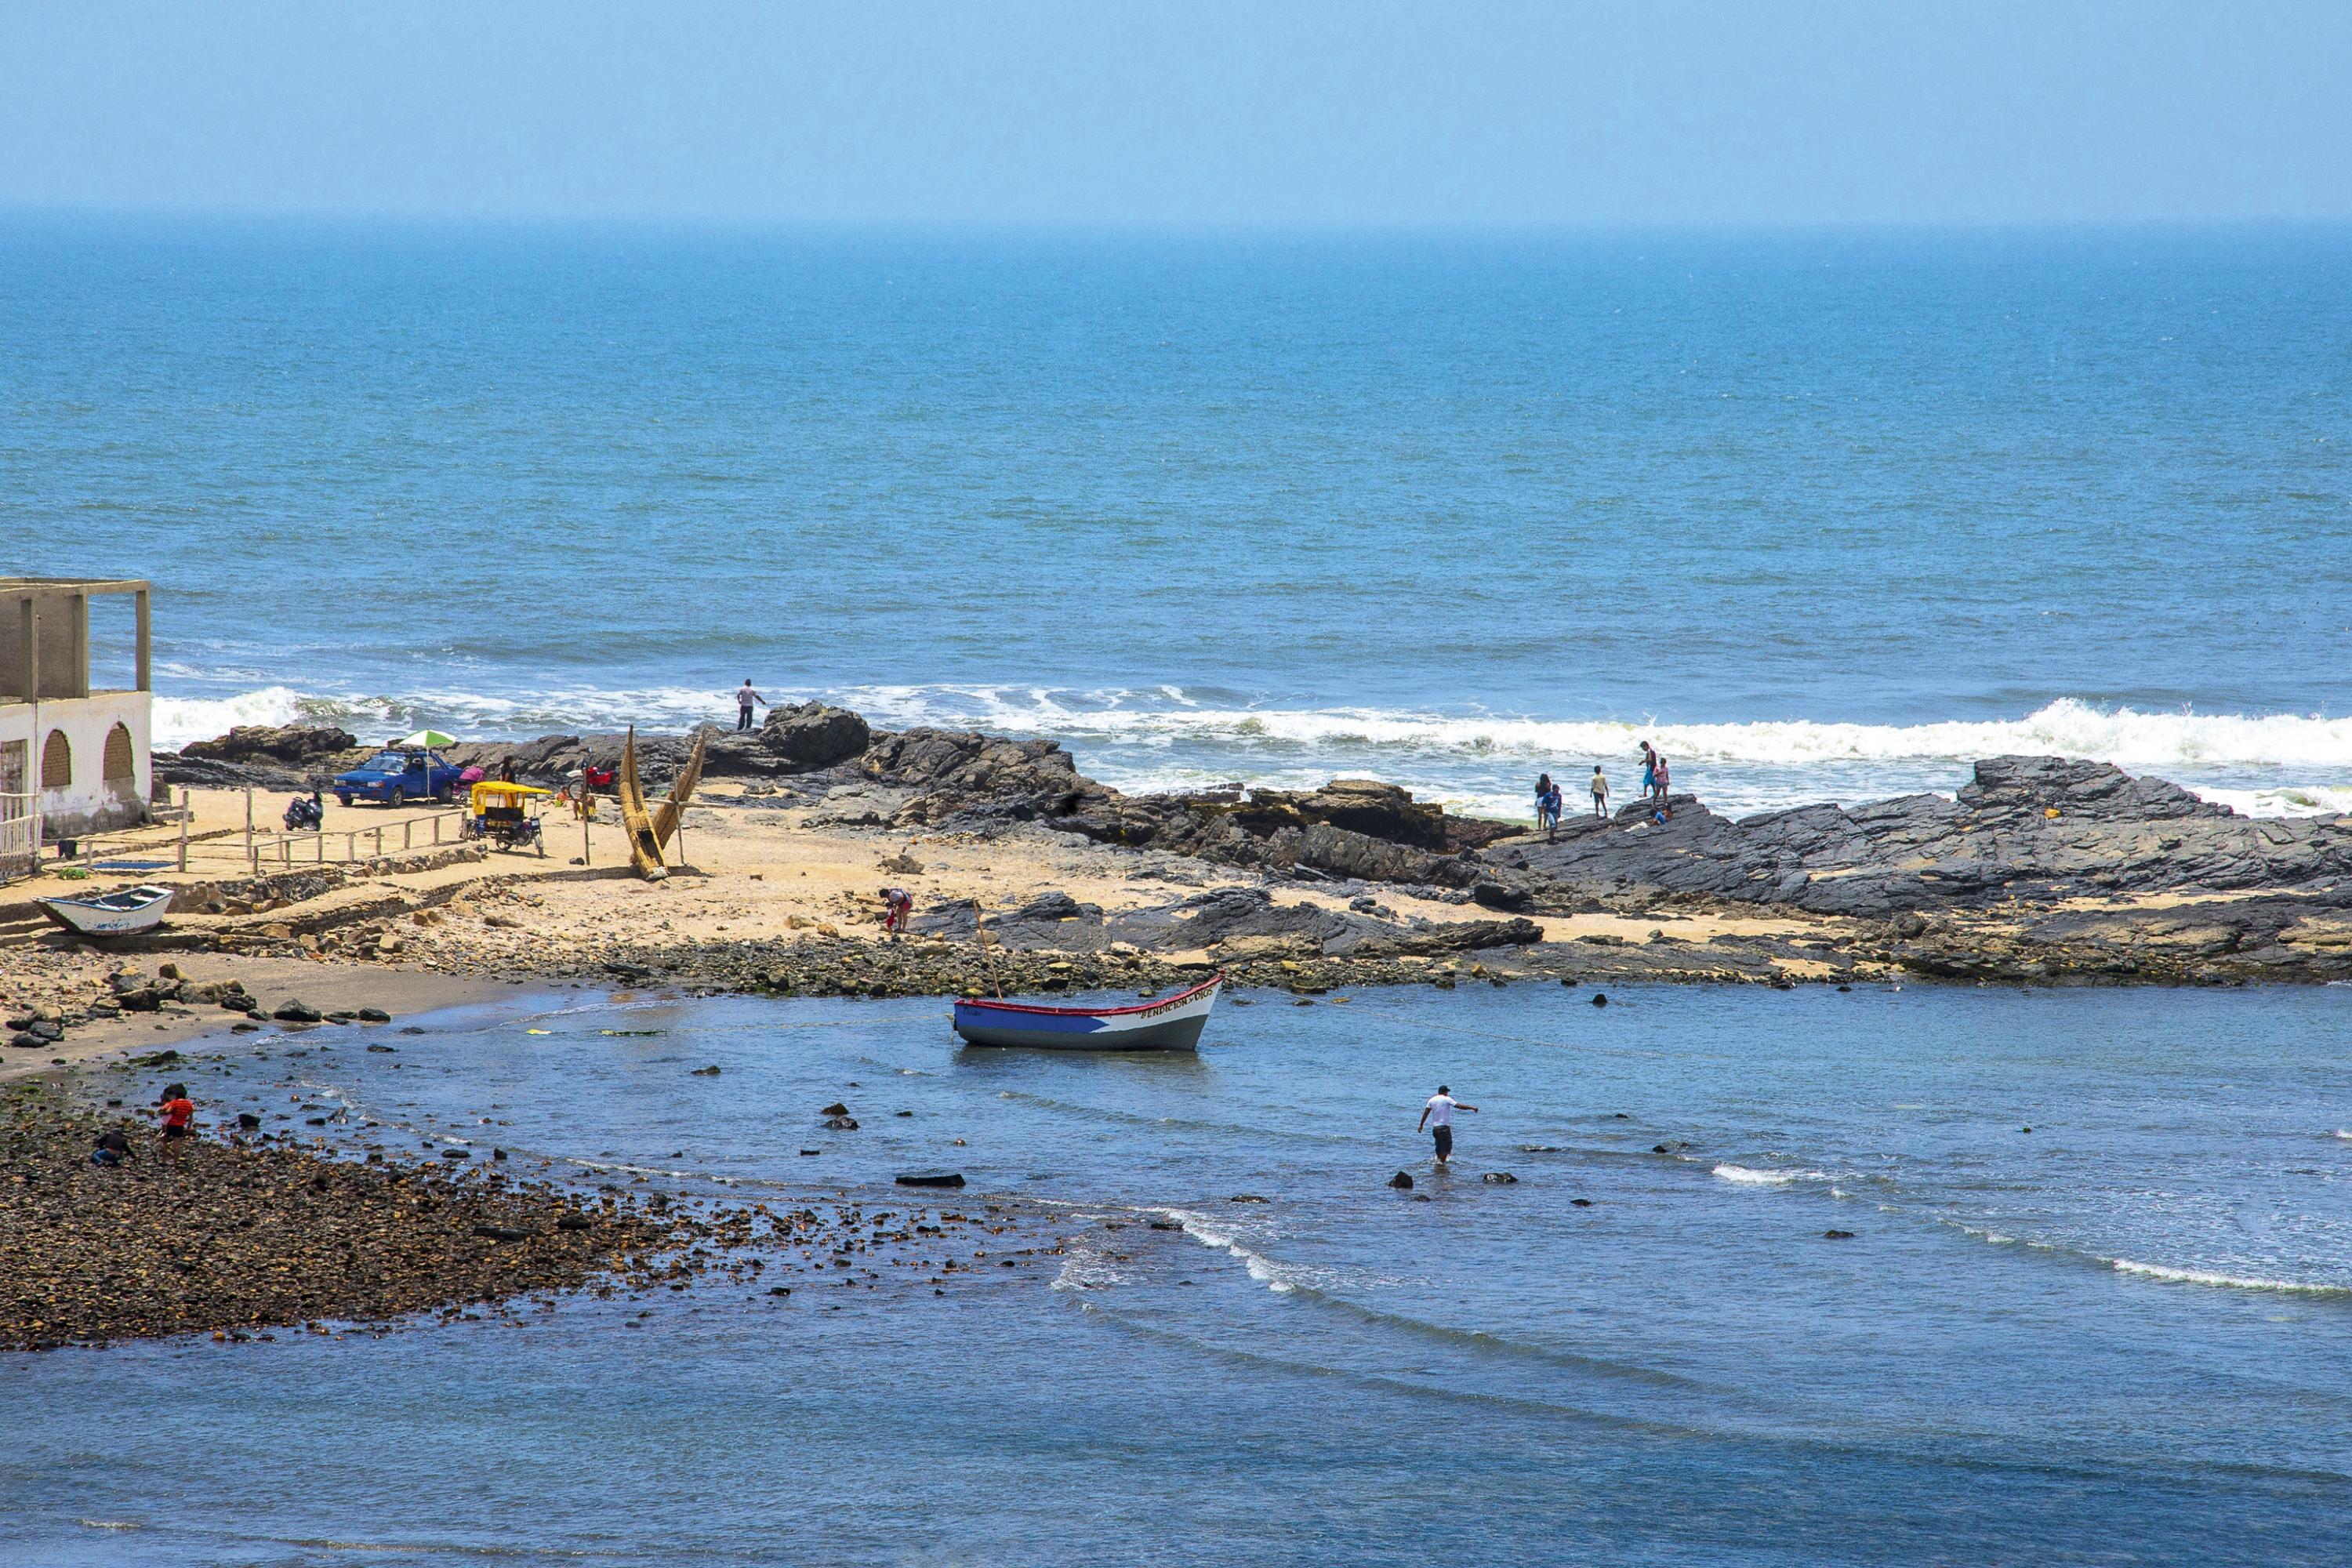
580;805;591;866
176;788;190;872
373;826;383;859
244;788;253;862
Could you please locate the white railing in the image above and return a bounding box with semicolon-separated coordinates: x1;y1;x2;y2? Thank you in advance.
241;804;476;873
0;791;38;883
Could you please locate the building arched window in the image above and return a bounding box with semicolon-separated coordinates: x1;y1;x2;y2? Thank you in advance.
103;723;136;786
41;729;71;790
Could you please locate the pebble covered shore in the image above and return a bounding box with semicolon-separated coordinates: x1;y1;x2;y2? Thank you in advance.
1;1073;1058;1352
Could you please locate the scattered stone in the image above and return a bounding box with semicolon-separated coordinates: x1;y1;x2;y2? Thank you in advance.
895;1171;966;1188
690;1065;722;1076
1823;1229;1857;1240
273;1000;324;1023
1481;1172;1519;1184
1388;1171;1414;1189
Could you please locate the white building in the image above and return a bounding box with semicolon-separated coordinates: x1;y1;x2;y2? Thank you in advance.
1;577;153;858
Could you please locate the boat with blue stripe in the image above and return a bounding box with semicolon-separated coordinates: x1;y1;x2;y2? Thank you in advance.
951;973;1224;1051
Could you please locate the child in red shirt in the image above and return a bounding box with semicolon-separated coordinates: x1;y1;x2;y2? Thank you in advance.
158;1083;195;1149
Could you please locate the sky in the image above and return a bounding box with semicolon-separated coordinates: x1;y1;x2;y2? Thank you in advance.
2;1;2348;226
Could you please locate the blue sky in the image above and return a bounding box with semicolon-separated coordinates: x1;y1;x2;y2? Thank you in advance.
2;1;2348;224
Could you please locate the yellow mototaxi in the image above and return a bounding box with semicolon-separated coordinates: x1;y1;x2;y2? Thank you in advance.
464;781;551;854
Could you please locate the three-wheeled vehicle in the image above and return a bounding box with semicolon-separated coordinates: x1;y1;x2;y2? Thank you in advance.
463;781;550;854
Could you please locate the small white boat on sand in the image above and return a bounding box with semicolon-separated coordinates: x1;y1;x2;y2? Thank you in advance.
952;973;1224;1051
36;884;175;938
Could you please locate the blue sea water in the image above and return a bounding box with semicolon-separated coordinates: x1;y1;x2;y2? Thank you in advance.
5;982;2351;1566
6;217;2352;817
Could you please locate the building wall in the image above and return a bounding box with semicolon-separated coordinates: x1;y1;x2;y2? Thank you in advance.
0;690;151;838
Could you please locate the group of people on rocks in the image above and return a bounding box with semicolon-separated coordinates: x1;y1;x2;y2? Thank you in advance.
1531;742;1675;842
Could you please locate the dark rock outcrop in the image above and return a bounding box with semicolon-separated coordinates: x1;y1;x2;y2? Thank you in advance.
862;729;1112;826
760;702;871;771
177;724;358;768
1500;757;2352;919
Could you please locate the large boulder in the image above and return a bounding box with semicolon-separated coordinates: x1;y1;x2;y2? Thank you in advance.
759;702;871;771
1956;755;2229;823
862;728;1109;824
177;724;358;767
1224;779;1456;851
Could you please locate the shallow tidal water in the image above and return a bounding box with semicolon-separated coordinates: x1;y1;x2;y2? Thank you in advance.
6;980;2352;1566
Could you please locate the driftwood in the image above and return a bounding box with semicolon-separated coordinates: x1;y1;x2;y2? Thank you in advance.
615;728;710;882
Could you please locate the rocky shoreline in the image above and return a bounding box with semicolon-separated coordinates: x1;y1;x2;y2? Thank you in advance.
141;708;2352;991
1;1070;1061;1352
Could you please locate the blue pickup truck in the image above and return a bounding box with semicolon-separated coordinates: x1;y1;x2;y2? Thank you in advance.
332;750;463;808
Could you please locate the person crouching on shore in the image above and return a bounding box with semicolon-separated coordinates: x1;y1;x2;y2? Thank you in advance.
879;886;913;939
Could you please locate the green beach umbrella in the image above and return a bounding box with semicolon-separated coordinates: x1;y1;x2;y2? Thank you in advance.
398;729;457;750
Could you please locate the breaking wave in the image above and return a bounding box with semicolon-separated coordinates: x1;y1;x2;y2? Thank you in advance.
2108;1259;2352;1295
1710;1164;1826;1187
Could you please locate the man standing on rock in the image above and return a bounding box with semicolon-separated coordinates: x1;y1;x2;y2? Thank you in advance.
734;680;767;732
1417;1084;1477;1166
1591;764;1610;818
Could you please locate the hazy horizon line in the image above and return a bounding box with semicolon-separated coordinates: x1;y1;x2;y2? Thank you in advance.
7;203;2352;241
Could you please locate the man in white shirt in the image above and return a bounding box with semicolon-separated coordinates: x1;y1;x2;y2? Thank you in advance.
1416;1084;1479;1165
735;680;766;731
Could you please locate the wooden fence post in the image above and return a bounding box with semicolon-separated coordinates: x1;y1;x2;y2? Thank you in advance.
176;788;190;872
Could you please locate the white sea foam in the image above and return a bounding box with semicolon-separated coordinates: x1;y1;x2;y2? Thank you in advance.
2109;1259;2350;1294
1152;1206;1299;1294
1711;1163;1824;1186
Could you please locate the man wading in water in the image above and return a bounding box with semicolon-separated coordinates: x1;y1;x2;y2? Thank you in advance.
1417;1084;1478;1166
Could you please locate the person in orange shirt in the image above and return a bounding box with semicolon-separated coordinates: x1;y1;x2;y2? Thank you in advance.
158;1082;195;1153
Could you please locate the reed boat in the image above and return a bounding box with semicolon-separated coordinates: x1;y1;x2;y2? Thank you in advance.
952;973;1224;1051
615;729;668;881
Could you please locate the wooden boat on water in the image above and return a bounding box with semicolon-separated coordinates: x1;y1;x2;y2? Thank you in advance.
37;884;175;938
952;973;1224;1051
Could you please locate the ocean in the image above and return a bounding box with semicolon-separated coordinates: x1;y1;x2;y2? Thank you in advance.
6;217;2351;819
5;982;2350;1565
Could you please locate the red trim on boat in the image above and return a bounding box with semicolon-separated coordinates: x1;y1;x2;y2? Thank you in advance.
953;973;1223;1018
